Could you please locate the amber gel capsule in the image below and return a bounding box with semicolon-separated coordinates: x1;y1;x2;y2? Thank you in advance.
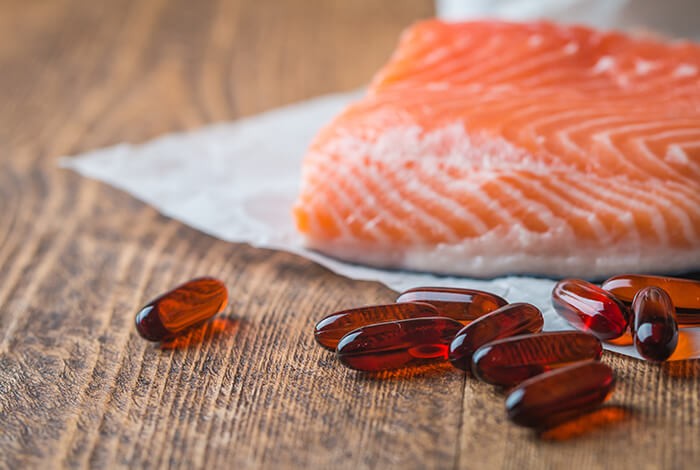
314;302;439;350
632;287;679;362
602;274;700;325
336;317;462;371
448;303;544;371
505;361;615;429
135;277;228;341
552;279;629;340
471;332;603;387
396;287;507;322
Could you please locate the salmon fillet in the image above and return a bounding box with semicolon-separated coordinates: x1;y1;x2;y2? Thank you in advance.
293;20;700;278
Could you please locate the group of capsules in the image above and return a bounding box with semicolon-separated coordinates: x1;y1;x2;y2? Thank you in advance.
314;274;700;430
554;274;700;361
132;274;699;429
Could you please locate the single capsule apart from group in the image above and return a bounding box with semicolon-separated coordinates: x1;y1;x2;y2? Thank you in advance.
396;287;507;322
505;361;615;429
135;277;228;341
602;274;700;325
335;317;463;371
448;303;544;371
632;286;679;362
552;279;629;340
471;331;603;387
314;302;439;350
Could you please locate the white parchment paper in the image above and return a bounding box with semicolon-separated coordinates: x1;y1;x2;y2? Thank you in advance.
60;89;700;360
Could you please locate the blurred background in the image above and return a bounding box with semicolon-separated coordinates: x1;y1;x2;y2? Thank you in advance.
439;0;699;39
3;0;697;159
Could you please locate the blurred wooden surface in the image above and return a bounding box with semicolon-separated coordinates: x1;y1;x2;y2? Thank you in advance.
0;0;698;468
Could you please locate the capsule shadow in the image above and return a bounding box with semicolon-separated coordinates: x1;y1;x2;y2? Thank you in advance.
536;404;635;441
604;332;633;347
350;362;457;382
159;316;240;350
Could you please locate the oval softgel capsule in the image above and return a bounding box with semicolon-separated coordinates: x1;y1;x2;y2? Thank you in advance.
552;279;629;340
449;303;543;371
471;331;603;387
396;287;507;322
505;362;615;429
632;286;679;362
336;317;462;372
603;274;700;325
314;302;439;350
135;277;228;341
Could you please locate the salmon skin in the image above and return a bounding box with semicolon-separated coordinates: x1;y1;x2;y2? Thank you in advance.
293;20;700;278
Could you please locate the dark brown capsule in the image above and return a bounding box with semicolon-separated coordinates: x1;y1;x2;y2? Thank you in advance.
552;279;629;340
396;287;507;322
505;361;615;429
602;274;700;325
135;277;228;341
632;286;679;362
448;303;544;371
471;332;603;387
314;302;439;350
336;317;463;371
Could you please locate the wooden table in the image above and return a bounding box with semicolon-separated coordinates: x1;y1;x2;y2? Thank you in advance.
1;1;698;468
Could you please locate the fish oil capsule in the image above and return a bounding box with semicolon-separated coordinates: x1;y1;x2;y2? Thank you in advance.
336;317;462;371
471;332;603;387
602;274;700;325
314;302;439;350
135;277;228;341
396;287;507;322
632;287;679;362
505;361;615;429
448;303;544;371
552;279;629;340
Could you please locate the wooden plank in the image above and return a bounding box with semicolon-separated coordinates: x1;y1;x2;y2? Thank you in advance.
0;0;698;469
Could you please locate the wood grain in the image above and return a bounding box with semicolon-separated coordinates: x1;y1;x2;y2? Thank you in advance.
0;0;698;468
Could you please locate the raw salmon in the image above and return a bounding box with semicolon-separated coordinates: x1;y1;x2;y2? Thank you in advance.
293;20;700;278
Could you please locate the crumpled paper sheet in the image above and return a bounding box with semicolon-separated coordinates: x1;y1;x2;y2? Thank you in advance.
60;1;700;360
60;89;700;361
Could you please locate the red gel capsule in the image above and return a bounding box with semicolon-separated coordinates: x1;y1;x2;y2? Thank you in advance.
552;279;629;340
314;302;439;350
396;287;507;322
135;277;228;341
336;317;463;371
632;287;679;362
471;332;603;387
505;361;615;429
602;274;700;325
448;303;544;371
